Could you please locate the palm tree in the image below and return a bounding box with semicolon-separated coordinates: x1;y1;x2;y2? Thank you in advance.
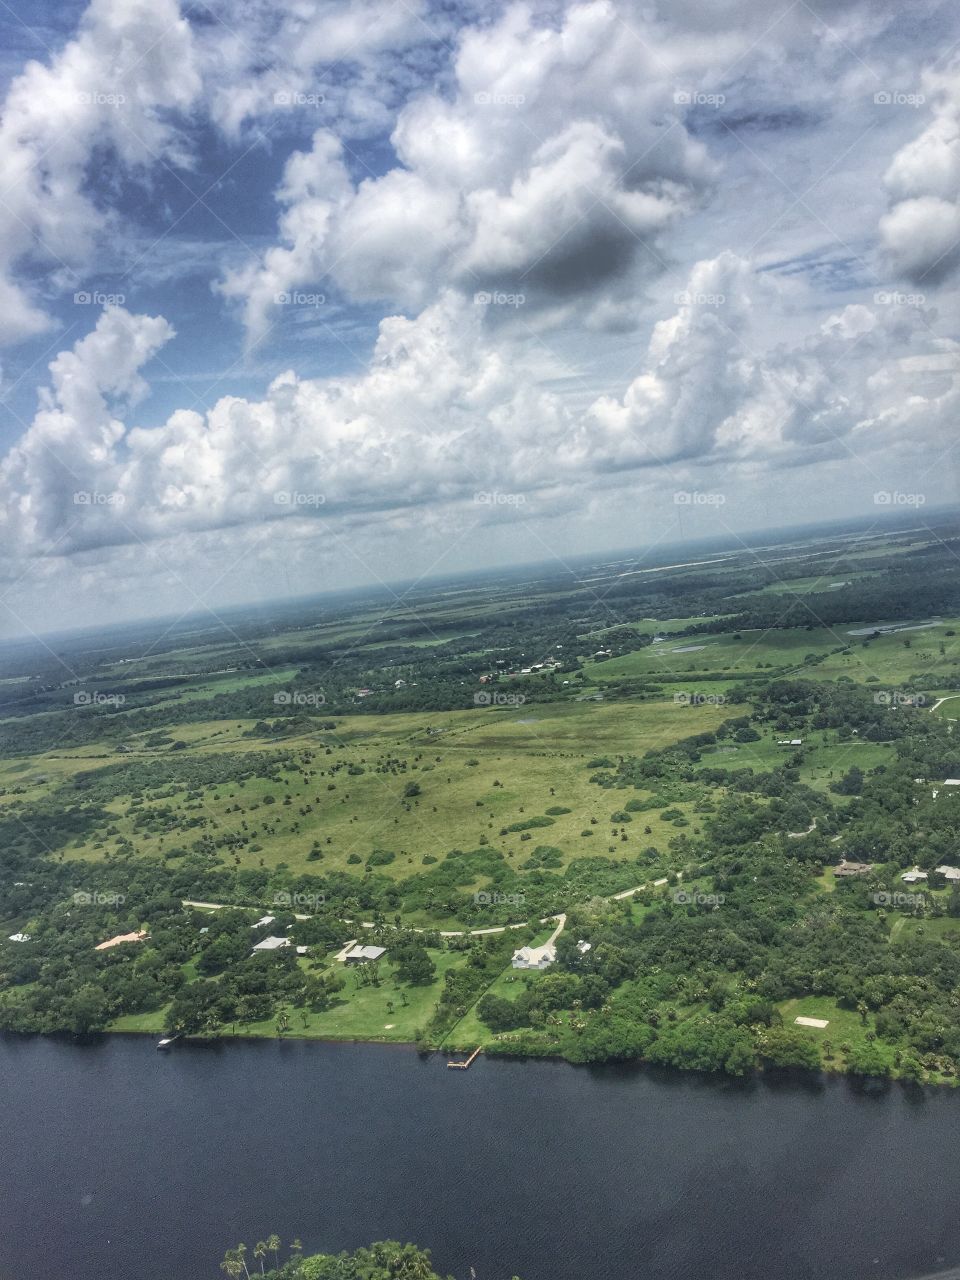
267;1234;281;1270
253;1241;267;1274
290;1239;303;1259
220;1249;243;1278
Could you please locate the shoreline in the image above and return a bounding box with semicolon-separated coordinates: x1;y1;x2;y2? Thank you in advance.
7;1025;954;1089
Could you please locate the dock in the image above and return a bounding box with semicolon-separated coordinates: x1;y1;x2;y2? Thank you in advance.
447;1045;482;1070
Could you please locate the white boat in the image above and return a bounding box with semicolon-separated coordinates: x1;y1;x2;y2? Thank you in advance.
156;1034;180;1050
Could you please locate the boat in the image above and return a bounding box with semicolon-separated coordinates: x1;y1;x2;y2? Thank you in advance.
156;1034;181;1050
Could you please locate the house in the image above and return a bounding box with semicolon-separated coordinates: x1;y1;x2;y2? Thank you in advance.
394;679;407;688
576;940;592;954
777;738;803;746
7;932;30;943
344;944;386;964
295;945;310;955
511;944;556;970
901;868;928;884
95;929;148;951
936;865;960;882
833;859;874;878
945;780;960;787
251;915;275;929
252;935;290;952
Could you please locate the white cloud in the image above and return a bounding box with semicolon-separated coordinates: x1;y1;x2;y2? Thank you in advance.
3;254;955;579
0;0;200;344
880;58;960;283
219;0;723;341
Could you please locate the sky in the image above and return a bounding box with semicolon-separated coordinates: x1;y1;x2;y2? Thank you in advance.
0;0;957;639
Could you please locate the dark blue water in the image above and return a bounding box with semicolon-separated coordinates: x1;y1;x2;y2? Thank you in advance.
2;1035;960;1280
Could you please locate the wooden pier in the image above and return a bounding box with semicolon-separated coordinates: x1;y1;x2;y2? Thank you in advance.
447;1045;482;1070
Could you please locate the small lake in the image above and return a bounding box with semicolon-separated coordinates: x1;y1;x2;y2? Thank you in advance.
3;1035;960;1280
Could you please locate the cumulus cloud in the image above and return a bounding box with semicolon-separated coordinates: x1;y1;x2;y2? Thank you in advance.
3;255;955;574
219;0;725;340
0;0;200;344
880;58;960;283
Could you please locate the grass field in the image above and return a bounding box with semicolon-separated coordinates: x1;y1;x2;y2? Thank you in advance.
6;698;723;883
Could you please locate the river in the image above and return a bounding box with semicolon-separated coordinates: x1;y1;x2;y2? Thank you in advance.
2;1034;959;1280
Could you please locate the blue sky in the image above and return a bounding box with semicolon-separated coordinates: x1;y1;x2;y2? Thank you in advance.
0;0;957;636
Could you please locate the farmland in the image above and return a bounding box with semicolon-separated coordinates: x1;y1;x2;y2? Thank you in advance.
5;513;960;1084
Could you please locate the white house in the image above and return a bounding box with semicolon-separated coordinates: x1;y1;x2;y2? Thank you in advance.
7;932;30;943
511;944;556;970
344;944;386;964
576;940;592;954
901;868;928;884
252;935;290;952
251;915;275;929
936;865;960;882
